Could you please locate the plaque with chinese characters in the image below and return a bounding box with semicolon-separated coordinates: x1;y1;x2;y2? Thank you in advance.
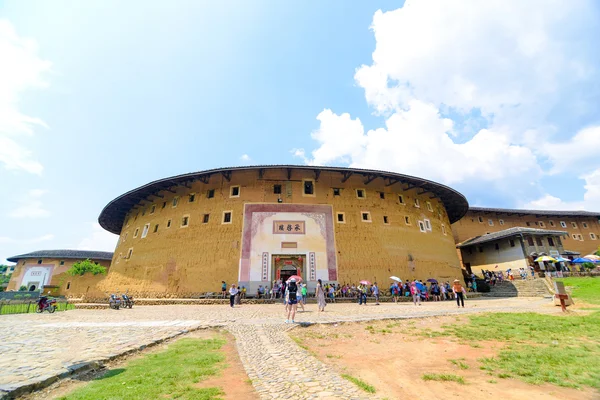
273;221;305;234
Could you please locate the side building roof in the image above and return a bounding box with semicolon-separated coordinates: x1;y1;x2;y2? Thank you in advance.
7;250;114;263
98;165;470;234
468;206;600;218
457;227;568;248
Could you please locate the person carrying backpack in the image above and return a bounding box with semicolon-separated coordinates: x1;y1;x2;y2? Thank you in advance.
285;278;299;323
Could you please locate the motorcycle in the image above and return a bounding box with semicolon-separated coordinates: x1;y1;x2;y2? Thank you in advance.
37;296;57;313
121;293;134;309
109;294;121;310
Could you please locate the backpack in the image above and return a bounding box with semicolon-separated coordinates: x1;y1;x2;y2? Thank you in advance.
288;282;298;300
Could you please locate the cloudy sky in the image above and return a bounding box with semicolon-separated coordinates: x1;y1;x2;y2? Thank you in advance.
1;0;600;264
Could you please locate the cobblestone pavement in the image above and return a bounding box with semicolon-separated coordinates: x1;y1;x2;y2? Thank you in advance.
0;297;554;399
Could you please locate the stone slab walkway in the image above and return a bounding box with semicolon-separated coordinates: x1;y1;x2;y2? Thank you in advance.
0;297;554;399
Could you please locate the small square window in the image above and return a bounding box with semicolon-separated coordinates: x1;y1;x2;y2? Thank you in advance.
230;186;240;197
142;208;146;216
356;189;365;198
557;236;562;246
153;224;159;233
499;219;504;225
166;219;172;228
560;221;567;228
60;260;65;266
478;246;484;253
509;239;515;247
379;192;385;199
162;202;167;209
548;237;555;246
189;193;196;202
441;224;446;235
127;248;133;259
527;237;534;246
539;221;545;228
333;188;341;196
172;197;179;207
535;221;539;226
361;212;371;222
488;219;494;226
223;211;232;224
203;214;210;223
336;212;345;223
418;221;426;232
549;220;555;227
426;202;433;212
591;233;597;240
495;243;500;250
414;198;420;208
150;205;156;214
424;219;432;231
134;228;139;238
536;237;543;246
583;222;588;228
274;185;282;194
578;234;584;240
141;223;150;238
398;195;404;204
478;216;483;223
383;216;389;224
526;222;531;227
405;216;411;225
181;216;189;227
303;180;314;195
207;189;215;198
572;222;578;229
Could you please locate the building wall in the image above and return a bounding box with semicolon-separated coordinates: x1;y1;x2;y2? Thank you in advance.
7;258;111;294
99;169;462;296
452;211;600;257
460;238;528;274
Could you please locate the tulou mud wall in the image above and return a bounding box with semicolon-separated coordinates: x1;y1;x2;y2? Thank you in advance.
91;168;463;297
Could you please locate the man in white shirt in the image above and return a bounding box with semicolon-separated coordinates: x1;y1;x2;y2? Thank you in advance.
229;284;239;308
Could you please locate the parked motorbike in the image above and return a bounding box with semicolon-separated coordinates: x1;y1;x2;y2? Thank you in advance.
109;294;121;310
121;293;134;308
37;296;57;313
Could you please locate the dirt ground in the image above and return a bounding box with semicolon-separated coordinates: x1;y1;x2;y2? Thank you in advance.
291;316;598;400
21;329;256;400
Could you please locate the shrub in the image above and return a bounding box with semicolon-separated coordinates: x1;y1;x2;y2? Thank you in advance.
582;262;596;270
19;285;27;291
66;259;107;276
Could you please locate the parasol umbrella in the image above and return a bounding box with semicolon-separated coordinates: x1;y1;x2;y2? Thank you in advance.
390;276;401;282
287;275;303;283
584;255;600;261
571;257;593;263
534;256;557;262
359;280;371;285
427;278;438;283
554;257;569;262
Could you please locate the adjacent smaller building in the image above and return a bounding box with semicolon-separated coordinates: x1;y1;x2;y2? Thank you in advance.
457;227;568;275
6;250;113;293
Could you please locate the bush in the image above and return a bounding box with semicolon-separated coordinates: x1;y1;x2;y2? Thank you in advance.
19;285;27;291
582;262;596;270
66;259;107;276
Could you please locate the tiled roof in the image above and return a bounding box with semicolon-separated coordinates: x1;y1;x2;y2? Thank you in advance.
469;206;600;218
98;165;469;234
457;227;568;248
7;250;114;263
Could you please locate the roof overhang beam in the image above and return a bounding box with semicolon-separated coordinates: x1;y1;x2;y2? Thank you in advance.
340;171;353;183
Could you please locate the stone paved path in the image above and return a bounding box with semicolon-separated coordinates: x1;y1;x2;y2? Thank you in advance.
0;297;555;399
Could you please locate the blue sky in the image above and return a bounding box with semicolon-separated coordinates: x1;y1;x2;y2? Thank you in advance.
1;0;600;264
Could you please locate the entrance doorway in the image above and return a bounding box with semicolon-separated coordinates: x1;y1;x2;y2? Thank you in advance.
28;283;39;291
272;255;305;282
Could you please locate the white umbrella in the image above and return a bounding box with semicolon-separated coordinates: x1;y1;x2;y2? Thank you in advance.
390;276;401;282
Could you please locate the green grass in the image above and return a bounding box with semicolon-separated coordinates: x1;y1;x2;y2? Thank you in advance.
0;301;74;315
59;338;227;400
557;277;600;304
341;374;376;393
429;312;600;389
449;358;469;370
422;373;466;384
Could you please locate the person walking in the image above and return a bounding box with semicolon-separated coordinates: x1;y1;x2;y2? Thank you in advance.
453;279;466;308
229;284;238;308
285;278;299;323
372;282;380;305
296;283;305;312
221;281;227;299
316;279;326;312
410;281;421;306
301;284;308;306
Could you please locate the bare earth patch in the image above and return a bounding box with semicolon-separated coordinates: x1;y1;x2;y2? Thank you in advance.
291;316;597;400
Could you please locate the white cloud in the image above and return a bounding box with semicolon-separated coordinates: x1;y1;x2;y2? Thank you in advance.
240;154;251;162
0;233;54;244
8;189;51;219
77;223;118;252
523;168;600;211
0;19;51;175
540;126;600;174
300;102;540;185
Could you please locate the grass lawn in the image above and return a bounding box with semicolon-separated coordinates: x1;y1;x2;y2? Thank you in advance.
557;277;600;305
430;311;600;389
0;301;74;315
59;338;227;400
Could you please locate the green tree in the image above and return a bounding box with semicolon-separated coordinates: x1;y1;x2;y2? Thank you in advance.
18;285;27;291
66;259;107;276
595;246;600;257
582;262;596;270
